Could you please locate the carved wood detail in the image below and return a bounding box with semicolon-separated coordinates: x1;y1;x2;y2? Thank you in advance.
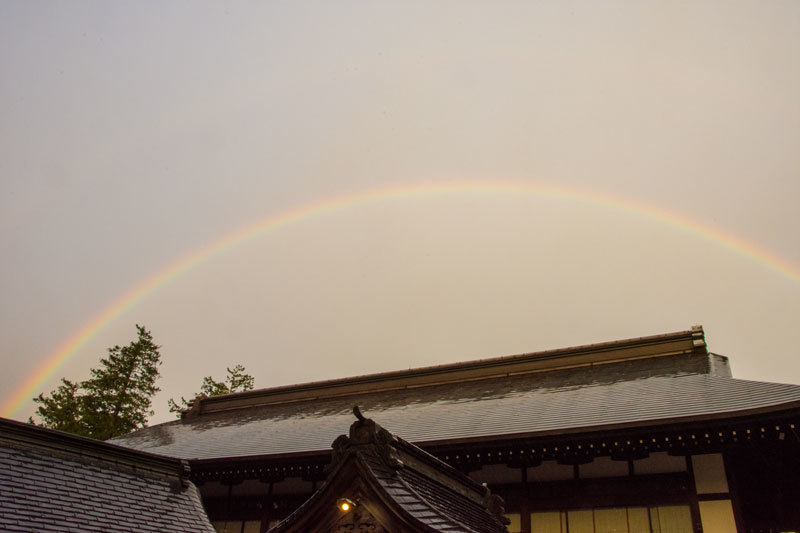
332;507;386;533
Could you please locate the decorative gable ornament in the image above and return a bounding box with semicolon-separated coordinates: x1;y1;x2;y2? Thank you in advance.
333;505;385;533
269;407;510;533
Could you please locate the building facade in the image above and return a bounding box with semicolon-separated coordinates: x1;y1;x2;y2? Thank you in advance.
112;327;800;532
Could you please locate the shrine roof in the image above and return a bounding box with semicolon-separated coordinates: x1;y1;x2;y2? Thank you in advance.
269;412;509;533
0;418;214;533
111;328;800;460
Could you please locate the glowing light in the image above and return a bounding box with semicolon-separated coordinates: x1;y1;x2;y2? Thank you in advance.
337;498;355;512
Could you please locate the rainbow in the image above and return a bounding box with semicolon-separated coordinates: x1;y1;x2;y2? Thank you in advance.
4;180;799;419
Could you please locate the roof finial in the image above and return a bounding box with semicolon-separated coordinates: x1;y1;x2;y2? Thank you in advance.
353;405;365;421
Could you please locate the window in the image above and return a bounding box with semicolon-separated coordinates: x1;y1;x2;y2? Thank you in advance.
506;513;522;533
212;521;261;533
530;505;692;533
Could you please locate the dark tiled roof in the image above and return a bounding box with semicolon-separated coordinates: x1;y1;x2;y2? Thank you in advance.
0;418;215;533
270;414;509;533
112;356;800;460
386;460;507;532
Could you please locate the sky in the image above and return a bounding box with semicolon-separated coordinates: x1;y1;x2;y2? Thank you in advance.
1;1;799;425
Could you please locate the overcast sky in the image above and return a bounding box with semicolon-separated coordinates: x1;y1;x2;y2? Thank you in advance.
1;1;799;424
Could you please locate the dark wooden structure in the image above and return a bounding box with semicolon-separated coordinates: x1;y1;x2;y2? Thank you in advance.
269;407;509;532
112;326;800;532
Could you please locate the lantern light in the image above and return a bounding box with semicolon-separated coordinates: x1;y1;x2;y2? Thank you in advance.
337;498;356;512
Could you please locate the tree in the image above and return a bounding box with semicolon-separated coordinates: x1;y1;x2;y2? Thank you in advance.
31;325;161;440
29;379;85;435
168;364;254;416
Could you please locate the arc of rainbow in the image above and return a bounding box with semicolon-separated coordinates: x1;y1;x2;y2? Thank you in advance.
5;180;799;419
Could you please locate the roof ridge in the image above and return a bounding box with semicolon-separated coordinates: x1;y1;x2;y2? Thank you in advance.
186;327;705;417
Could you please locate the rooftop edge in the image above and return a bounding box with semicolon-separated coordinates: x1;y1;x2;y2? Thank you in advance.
185;326;707;418
0;417;190;480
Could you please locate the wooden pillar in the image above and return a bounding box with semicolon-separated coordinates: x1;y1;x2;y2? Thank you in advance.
685;456;704;533
520;466;531;533
260;481;274;533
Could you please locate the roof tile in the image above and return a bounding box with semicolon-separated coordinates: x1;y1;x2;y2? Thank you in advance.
1;424;215;533
114;360;800;459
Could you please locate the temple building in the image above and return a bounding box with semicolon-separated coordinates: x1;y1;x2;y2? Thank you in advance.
111;326;800;533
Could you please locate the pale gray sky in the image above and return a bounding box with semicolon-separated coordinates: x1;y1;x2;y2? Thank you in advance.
1;1;799;423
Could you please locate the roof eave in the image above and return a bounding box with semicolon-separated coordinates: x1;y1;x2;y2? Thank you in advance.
188;400;800;467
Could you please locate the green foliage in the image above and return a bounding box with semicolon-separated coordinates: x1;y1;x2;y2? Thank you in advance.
168;364;255;416
30;379;86;435
30;325;161;440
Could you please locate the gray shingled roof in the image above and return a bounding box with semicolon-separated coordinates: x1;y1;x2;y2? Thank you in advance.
363;452;508;532
270;415;509;533
112;359;800;460
0;420;215;533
